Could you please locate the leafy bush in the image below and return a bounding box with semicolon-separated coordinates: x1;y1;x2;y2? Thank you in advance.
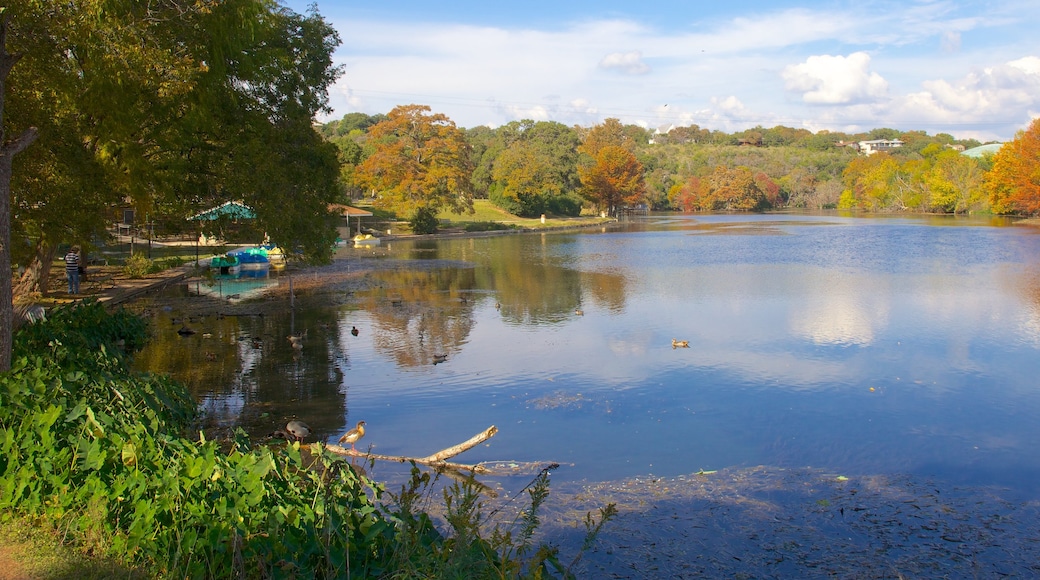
122;254;152;278
410;206;440;234
545;194;583;217
1;303;614;578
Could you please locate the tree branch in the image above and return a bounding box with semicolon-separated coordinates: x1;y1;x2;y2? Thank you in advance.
325;424;499;474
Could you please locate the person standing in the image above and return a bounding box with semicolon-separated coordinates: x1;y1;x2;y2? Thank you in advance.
65;245;81;294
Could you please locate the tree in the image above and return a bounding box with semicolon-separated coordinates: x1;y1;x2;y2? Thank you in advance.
926;150;985;213
579;145;645;214
703;165;768;211
2;2;342;369
0;12;39;371
577;119;645;215
356;104;474;225
986;117;1040;215
840;153;899;210
6;1;343;299
490;121;580;217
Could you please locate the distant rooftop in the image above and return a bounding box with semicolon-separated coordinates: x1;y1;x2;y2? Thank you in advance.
962;143;1003;158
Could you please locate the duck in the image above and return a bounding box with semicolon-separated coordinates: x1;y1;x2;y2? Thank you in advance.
269;429;292;441
672;338;690;348
432;354;448;365
287;331;306;350
351;326;359;337
177;325;196;336
575;309;584;316
337;420;366;452
285;418;311;442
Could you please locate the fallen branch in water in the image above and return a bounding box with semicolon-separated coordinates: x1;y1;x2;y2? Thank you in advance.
325;425;499;474
324;425;565;479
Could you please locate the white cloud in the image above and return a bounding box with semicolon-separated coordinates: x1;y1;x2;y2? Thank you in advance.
895;56;1040;121
311;2;1040;139
599;51;650;75
782;52;889;105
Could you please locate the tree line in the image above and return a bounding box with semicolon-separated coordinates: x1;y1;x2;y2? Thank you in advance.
321;108;1040;224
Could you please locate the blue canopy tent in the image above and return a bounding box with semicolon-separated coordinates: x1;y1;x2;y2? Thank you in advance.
188;201;256;264
187;200;256;221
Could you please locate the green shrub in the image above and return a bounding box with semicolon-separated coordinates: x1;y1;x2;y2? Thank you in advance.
122;254;152;278
409;206;440;234
545;194;583;217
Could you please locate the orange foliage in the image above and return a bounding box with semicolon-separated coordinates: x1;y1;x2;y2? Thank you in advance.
356;104;473;215
579;145;645;211
986;117;1040;216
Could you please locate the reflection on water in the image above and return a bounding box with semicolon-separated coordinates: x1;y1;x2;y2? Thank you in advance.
133;214;1040;496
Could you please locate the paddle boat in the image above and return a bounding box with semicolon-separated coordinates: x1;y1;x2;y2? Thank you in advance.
228;247;271;278
210;253;241;276
353;233;381;247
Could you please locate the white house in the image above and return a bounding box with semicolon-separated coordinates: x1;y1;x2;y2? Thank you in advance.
857;139;904;155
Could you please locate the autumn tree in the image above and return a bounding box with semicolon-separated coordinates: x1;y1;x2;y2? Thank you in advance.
577;118;645;215
703;165;769;211
986;117;1040;216
672;176;705;212
925;150;986;213
356;104;474;232
839;153;899;210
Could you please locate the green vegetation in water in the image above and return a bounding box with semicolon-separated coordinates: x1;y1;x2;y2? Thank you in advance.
0;301;614;578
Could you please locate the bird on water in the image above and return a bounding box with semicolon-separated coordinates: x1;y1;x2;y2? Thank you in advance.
338;420;366;451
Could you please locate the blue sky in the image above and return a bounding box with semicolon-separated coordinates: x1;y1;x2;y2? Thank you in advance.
284;1;1040;141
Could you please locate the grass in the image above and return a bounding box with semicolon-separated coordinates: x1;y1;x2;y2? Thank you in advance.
0;517;146;580
354;199;612;234
437;200;611;230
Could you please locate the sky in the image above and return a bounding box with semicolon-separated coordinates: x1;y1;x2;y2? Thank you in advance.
282;0;1040;141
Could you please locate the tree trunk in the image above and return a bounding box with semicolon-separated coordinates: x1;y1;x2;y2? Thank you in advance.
1;15;41;371
14;242;55;299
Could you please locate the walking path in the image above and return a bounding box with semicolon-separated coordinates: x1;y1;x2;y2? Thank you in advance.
89;265;197;307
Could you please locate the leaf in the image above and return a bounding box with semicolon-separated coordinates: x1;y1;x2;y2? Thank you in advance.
122;442;138;467
85;407;105;439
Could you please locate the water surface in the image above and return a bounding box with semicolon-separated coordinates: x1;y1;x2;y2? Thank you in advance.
135;213;1040;496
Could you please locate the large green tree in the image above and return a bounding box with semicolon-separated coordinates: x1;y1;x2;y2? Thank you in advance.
1;0;342;370
355;104;474;227
7;1;342;292
490;120;580;217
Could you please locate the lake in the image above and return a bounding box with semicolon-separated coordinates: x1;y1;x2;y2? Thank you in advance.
134;212;1040;499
